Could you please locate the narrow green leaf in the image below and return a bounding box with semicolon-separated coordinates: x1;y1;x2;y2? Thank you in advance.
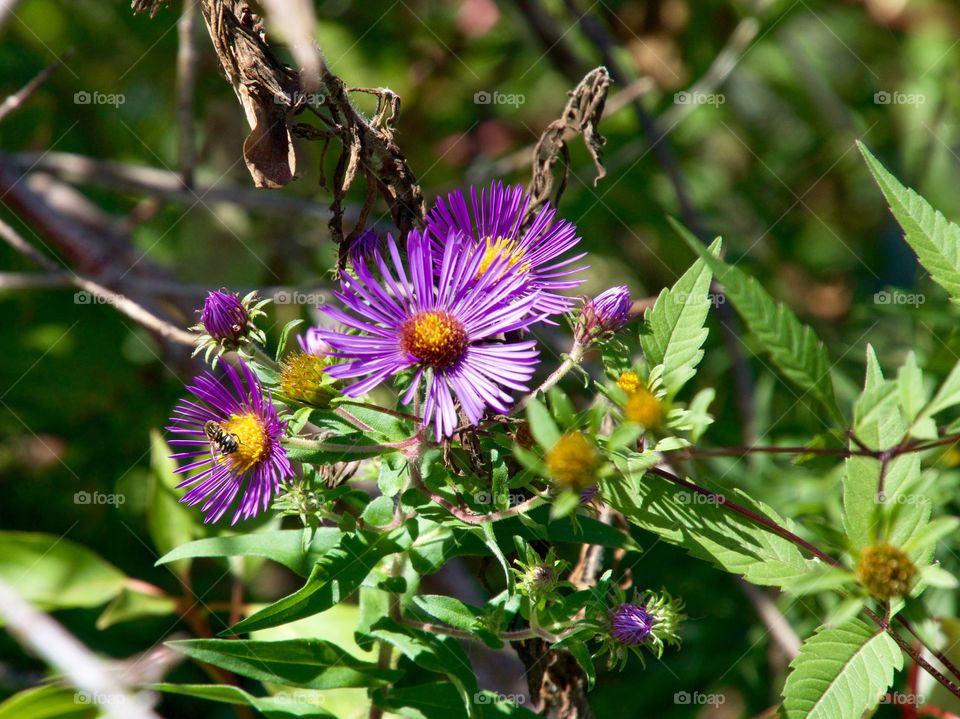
782;618;902;719
147;429;196;579
673;219;843;423
276;318;304;362
0;685;97;719
641;234;719;395
229;530;407;633
157;528;344;577
859;142;960;300
168;638;401;688
150;683;335;718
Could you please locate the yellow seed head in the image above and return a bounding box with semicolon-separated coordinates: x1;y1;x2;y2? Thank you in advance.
616;371;641;394
546;431;600;490
856;543;917;600
399;311;468;369
280;353;335;407
624;388;664;429
476;236;530;279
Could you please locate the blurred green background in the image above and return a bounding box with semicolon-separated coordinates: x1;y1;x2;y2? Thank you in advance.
3;0;960;716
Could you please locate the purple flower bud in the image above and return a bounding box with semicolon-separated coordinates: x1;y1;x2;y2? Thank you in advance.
200;290;250;345
298;327;332;358
611;602;655;645
348;228;382;267
577;286;632;342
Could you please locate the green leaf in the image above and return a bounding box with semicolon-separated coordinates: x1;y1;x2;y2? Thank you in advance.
782;618;902;719
276;318;304;362
322;403;411;442
0;532;126;611
366;617;481;719
413;595;480;632
157;528;344;577
641;234;719;395
229;530;407;633
372;682;539;719
150;683;335;718
0;686;97;719
525;398;559;449
920;360;960;421
674;219;843;424
96;585;178;629
362;496;396;527
168;638;401;688
859;142;960;301
602;464;812;590
147;429;196;579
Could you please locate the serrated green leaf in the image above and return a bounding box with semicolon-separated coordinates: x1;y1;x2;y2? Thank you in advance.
641;234;718;395
168;638;401;688
602;464;812;590
674;219;843;423
859;142;960;301
782;618;902;719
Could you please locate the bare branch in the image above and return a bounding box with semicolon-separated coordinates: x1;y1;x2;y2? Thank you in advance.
0;59;61;123
176;0;199;188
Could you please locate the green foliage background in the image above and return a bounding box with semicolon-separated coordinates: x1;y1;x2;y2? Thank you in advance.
2;0;960;716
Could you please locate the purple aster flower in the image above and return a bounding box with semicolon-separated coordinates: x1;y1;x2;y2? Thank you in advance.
611;602;655;645
298;327;332;358
426;181;587;318
200;290;250;345
167;360;292;524
317;229;541;440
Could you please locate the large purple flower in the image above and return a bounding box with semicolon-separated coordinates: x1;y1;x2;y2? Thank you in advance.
426;181;587;317
167;360;292;524
316;229;541;440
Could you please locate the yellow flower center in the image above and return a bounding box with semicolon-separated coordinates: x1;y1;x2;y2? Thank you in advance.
856;543;917;600
280;353;334;407
476;236;530;279
617;371;641;394
221;412;270;472
546;431;600;490
624;388;664;429
399;310;469;369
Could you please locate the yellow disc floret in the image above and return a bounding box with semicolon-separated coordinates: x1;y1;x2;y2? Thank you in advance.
856;543;917;600
280;352;334;407
624;388;664;429
616;371;641;394
221;412;270;472
400;311;469;369
476;236;530;279
546;431;601;490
